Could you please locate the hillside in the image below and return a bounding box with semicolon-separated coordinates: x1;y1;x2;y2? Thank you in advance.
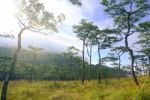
0;47;128;80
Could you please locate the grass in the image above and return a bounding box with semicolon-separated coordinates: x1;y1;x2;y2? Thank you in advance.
0;76;150;100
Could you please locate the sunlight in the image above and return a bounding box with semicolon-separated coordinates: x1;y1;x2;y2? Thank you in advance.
0;0;150;100
0;0;16;14
0;0;17;32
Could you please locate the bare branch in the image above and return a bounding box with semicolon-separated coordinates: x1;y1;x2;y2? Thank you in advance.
15;16;26;28
27;27;51;35
0;33;14;38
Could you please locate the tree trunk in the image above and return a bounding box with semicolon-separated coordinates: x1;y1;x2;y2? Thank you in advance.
29;68;33;83
125;35;139;86
148;56;150;76
82;40;85;84
98;45;102;84
88;55;91;82
1;28;25;100
142;60;145;75
118;56;121;80
125;12;139;86
85;44;92;82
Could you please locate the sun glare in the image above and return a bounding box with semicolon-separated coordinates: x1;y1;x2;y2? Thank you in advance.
0;0;16;14
0;0;17;32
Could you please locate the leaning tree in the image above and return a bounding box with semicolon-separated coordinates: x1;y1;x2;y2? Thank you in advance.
1;0;65;100
101;0;150;85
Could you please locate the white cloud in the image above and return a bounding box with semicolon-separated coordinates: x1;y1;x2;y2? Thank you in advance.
44;0;86;26
0;0;18;32
95;18;114;29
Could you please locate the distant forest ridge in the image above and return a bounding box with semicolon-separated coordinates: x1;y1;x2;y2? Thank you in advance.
0;47;128;81
0;47;65;64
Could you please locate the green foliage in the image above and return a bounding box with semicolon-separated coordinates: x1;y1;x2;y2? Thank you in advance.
69;0;81;6
138;21;150;32
101;0;150;85
63;46;79;58
101;0;150;36
108;46;127;65
111;46;128;54
136;21;150;58
17;0;65;32
102;56;118;62
96;28;121;50
0;57;12;80
0;47;127;81
28;45;43;52
73;19;98;41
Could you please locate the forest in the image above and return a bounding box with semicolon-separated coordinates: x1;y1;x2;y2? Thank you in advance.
0;0;150;100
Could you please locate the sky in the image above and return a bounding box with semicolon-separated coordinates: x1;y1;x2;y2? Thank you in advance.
0;0;149;66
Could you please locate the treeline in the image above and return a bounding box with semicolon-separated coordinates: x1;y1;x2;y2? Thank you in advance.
0;47;127;81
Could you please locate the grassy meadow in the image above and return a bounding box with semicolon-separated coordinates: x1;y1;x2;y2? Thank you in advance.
0;76;150;100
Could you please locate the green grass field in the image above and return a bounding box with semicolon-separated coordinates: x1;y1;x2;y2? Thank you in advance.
0;76;150;100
